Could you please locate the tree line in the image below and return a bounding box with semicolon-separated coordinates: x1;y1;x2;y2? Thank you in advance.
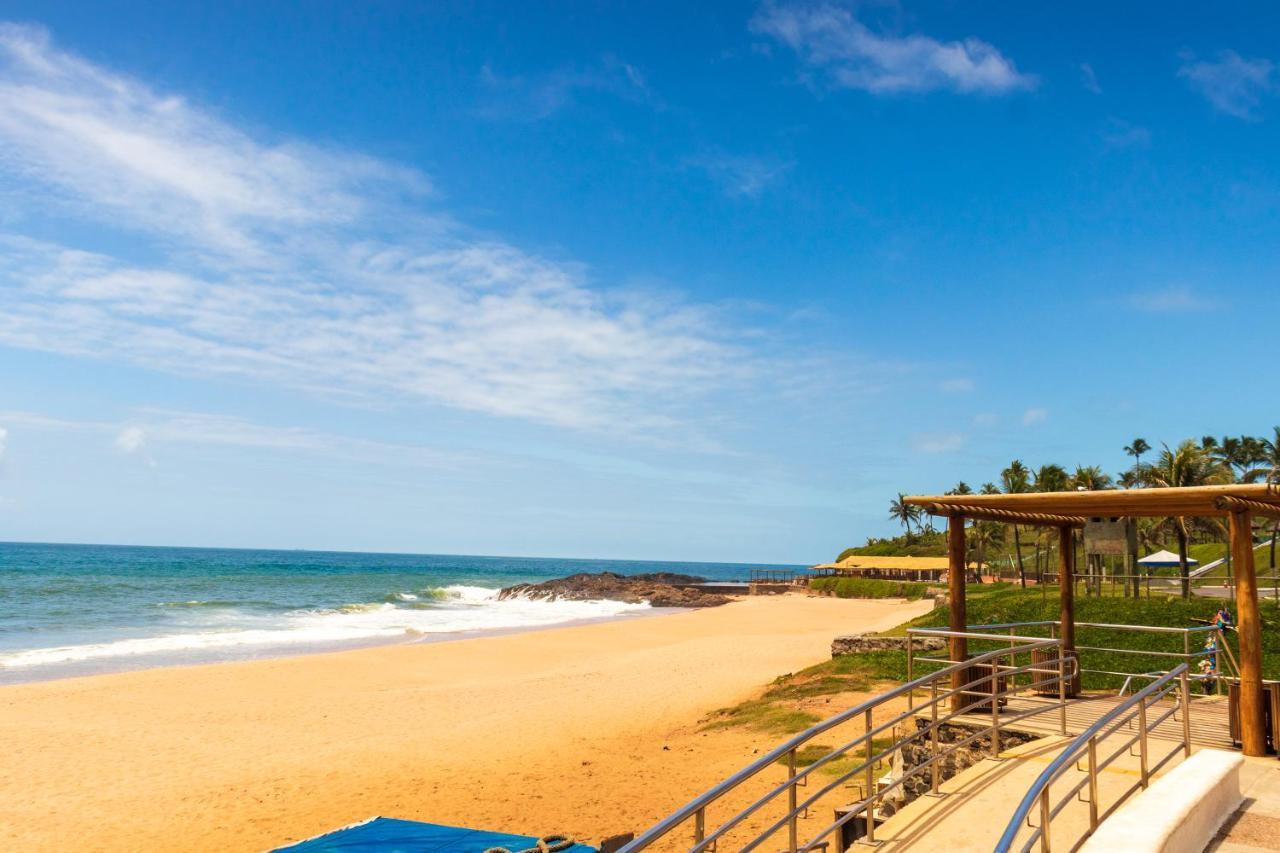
886;430;1280;598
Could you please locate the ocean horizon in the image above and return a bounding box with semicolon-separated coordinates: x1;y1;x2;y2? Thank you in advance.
0;540;805;684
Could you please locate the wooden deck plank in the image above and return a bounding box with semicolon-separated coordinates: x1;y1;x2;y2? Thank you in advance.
943;692;1234;750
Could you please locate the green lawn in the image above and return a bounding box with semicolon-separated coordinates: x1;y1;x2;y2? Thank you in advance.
707;584;1280;735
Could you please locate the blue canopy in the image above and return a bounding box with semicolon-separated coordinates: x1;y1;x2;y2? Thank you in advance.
275;817;597;853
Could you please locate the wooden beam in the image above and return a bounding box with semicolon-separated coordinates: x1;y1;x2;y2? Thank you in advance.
903;483;1280;518
1058;525;1079;697
925;502;1087;528
1216;495;1280;520
1231;508;1267;757
948;516;968;713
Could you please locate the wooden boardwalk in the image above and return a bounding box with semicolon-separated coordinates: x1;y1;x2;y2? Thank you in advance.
950;691;1234;750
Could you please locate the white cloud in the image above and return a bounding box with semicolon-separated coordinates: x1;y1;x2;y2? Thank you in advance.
0;25;741;436
1022;407;1048;426
1080;63;1101;94
912;432;966;454
3;409;467;471
973;412;999;427
114;425;155;466
1178;50;1274;120
1101;118;1151;149
688;152;791;198
938;377;974;393
477;57;654;120
1127;285;1218;313
751;3;1036;96
0;425;7;462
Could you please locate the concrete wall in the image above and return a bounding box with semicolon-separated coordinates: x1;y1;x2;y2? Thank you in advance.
1080;749;1243;853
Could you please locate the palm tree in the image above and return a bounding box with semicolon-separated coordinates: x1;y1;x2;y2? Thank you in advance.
1257;427;1280;570
888;493;921;541
1029;465;1069;580
1033;464;1070;493
1148;440;1231;598
1072;465;1114;491
978;482;1004;581
1124;438;1151;487
1001;461;1032;587
969;521;1000;583
948;482;973;496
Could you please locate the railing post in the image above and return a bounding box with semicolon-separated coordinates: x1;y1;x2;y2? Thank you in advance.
930;679;941;794
787;747;798;853
1058;643;1067;736
1087;736;1099;830
1137;701;1150;788
694;807;705;846
1180;668;1192;757
1039;787;1052;852
991;656;1001;759
906;633;914;710
864;709;876;844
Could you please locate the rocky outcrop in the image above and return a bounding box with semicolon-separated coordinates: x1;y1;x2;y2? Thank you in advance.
831;633;946;657
879;720;1039;817
497;572;731;607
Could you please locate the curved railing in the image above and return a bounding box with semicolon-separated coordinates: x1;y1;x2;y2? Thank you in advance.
994;663;1192;853
620;633;1076;853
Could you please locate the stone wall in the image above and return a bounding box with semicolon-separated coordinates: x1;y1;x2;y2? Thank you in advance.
830;633;945;657
880;719;1039;817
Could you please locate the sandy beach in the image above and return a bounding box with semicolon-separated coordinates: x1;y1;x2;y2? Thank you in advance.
0;594;929;852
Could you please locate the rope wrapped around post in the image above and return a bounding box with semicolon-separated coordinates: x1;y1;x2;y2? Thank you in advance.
1215;495;1280;520
924;502;1087;528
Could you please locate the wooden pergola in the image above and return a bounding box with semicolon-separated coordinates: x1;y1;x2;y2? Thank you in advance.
903;483;1280;757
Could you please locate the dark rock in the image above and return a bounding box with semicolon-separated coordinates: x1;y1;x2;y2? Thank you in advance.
831;633;946;657
497;572;731;608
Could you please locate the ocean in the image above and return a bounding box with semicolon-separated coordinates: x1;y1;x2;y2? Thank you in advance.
0;541;803;683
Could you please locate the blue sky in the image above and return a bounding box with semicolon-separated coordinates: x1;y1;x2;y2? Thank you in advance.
0;2;1277;563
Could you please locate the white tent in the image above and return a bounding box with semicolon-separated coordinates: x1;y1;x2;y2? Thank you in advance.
1138;549;1199;568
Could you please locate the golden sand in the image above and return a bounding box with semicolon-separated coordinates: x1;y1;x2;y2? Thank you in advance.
0;595;930;852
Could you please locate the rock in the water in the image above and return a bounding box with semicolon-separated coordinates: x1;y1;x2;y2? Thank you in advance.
497;572;731;607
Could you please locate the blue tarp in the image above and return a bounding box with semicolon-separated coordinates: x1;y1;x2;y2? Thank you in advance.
274;817;598;853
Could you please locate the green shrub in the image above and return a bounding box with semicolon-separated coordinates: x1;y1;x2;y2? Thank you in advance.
811;576;931;600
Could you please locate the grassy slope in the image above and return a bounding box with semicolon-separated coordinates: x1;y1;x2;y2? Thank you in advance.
708;585;1280;737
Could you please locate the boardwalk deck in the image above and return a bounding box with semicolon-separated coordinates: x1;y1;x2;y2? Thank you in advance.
947;691;1233;750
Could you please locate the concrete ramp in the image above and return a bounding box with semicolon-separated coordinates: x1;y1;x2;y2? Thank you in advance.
867;730;1193;851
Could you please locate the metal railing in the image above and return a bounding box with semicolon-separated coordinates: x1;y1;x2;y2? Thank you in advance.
994;664;1192;853
619;634;1076;853
907;620;1236;695
748;569;800;584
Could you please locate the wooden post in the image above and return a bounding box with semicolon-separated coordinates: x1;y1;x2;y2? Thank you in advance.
1232;509;1267;757
1058;525;1078;697
949;516;968;712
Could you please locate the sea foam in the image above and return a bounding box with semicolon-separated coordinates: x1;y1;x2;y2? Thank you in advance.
0;584;649;670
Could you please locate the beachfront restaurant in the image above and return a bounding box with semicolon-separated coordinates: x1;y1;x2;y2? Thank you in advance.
809;554;950;583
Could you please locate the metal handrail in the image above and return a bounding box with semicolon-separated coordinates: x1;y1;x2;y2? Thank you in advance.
620;636;1075;853
994;664;1192;853
908;621;1234;696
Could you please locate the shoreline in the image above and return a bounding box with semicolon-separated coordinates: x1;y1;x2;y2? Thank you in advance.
0;594;932;852
0;603;682;687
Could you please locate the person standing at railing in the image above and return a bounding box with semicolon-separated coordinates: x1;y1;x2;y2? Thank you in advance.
1199;657;1217;694
1214;606;1234;632
1201;636;1219;694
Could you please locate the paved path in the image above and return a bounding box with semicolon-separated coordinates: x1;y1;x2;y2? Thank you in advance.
1209;757;1280;852
867;729;1190;851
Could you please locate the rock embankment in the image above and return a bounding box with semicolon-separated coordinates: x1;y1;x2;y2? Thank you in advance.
498;572;731;607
